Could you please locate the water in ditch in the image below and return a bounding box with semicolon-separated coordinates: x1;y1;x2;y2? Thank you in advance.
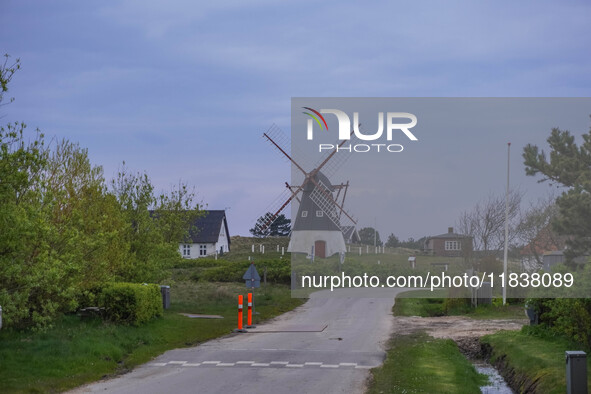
474;362;513;394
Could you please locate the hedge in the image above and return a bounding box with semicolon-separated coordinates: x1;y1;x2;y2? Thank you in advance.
99;282;163;325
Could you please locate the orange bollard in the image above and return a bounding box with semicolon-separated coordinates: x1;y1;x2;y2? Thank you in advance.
246;292;256;328
247;293;253;327
233;295;246;332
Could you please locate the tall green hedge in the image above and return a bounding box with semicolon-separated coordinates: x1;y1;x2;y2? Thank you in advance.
99;283;163;325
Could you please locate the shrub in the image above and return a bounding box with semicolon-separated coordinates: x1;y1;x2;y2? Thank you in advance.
543;298;591;349
99;282;163;325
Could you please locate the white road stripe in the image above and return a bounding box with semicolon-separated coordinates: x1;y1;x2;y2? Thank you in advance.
150;360;379;370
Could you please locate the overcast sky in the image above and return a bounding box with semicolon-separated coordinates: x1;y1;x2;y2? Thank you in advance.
2;1;591;239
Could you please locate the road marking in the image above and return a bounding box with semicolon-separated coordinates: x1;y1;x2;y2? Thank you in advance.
152;361;379;369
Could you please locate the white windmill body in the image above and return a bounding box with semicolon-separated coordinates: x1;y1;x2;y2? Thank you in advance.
288;170;346;258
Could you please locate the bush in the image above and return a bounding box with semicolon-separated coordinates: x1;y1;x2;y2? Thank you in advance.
99;282;163;325
543;298;591;349
196;259;292;285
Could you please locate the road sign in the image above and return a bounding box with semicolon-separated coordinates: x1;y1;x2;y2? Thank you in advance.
243;263;261;288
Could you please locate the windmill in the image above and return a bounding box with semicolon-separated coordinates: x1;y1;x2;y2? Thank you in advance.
253;124;357;258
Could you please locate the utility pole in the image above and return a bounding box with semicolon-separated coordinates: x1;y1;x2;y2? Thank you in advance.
503;142;511;306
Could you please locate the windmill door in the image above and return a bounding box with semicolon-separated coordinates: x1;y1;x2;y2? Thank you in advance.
314;240;326;258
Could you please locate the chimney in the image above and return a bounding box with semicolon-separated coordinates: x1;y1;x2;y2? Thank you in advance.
448;227;453;234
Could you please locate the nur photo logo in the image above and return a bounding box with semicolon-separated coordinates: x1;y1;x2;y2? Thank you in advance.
302;107;419;153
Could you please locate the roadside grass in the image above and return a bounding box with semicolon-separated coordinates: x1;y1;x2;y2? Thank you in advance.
482;327;591;393
0;282;303;393
393;290;526;319
367;331;488;393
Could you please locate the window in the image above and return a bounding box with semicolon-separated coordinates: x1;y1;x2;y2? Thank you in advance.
199;244;207;256
444;240;461;251
301;210;308;217
316;210;323;217
182;244;191;257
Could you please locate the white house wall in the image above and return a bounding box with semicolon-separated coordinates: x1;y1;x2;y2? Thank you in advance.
288;230;346;257
216;218;230;253
178;243;216;259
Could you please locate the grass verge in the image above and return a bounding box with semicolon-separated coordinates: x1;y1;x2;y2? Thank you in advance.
0;282;303;393
482;327;591;393
367;331;488;393
393;290;526;319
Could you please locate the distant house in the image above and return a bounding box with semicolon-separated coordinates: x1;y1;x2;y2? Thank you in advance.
179;210;231;259
342;226;360;244
541;250;588;272
423;227;472;257
520;225;566;269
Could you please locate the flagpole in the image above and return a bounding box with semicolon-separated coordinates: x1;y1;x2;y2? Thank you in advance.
503;142;511;306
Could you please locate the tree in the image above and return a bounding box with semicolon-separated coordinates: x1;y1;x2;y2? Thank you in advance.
517;195;563;269
399;236;427;250
456;190;523;255
0;54;20;107
358;227;382;246
0;56;201;329
385;233;400;248
523;124;591;264
250;213;291;237
111;163;200;282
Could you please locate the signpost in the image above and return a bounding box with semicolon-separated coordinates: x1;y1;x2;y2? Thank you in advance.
243;262;260;325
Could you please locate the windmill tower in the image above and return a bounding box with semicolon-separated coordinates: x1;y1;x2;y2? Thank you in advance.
254;125;357;258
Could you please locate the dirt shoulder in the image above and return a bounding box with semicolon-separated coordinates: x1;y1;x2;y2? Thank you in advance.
392;315;526;340
392;315;527;359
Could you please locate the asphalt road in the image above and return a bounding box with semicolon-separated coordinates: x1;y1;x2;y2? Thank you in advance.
69;288;405;394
